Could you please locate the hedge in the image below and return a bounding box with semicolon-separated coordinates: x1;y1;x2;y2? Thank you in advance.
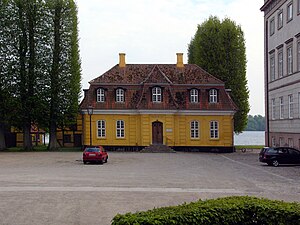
111;196;300;225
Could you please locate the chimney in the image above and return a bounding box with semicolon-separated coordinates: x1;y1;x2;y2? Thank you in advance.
176;53;184;68
119;53;126;68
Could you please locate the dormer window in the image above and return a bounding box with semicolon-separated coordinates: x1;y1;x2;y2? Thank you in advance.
190;89;199;103
209;89;218;103
97;88;105;102
116;88;124;102
152;87;162;102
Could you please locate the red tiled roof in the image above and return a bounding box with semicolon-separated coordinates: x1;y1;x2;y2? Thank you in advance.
90;64;224;85
80;63;237;112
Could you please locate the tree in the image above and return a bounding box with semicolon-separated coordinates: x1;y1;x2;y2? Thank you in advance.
0;0;19;150
188;16;249;133
0;0;81;150
245;115;265;131
47;0;81;150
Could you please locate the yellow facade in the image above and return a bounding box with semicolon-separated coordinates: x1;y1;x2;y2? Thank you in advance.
82;113;234;148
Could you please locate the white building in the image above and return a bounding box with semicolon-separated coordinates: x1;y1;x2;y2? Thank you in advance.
261;0;300;149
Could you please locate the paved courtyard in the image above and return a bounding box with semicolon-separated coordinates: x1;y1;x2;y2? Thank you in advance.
0;151;299;225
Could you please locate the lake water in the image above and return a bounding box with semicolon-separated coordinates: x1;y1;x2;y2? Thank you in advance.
234;131;265;146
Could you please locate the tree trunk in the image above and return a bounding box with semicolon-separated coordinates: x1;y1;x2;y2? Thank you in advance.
48;120;59;150
0;124;6;151
23;122;32;151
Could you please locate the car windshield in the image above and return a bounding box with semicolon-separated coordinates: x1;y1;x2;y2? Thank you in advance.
85;148;100;152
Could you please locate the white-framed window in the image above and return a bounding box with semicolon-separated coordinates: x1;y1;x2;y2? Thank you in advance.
278;51;283;78
288;94;293;119
278;10;283;29
97;88;105;102
116;88;124;102
279;137;284;146
280;96;284;119
297;41;300;71
287;46;293;75
190;89;199;103
97;120;106;138
116;120;125;138
190;121;199;139
271;137;276;147
209;89;218;103
271;98;276;120
152;87;162;102
287;2;293;22
288;138;294;148
270;55;275;81
210;121;219;139
270;17;275;36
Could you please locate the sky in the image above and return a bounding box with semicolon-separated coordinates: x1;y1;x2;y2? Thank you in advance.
77;0;265;116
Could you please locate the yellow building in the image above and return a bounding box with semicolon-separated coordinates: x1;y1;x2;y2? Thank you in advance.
80;53;237;152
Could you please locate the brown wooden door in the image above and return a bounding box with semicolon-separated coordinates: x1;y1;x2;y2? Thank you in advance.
152;122;163;144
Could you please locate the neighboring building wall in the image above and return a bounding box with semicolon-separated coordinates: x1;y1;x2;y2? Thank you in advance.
82;113;234;149
262;0;300;149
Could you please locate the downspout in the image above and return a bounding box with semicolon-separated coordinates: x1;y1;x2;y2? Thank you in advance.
265;20;270;146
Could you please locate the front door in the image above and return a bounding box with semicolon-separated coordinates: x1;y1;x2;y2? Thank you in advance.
152;121;163;145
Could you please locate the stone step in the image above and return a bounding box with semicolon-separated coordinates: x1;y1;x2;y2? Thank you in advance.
140;144;176;153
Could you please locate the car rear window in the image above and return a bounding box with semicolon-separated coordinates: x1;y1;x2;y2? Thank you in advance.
85;148;100;152
266;148;277;153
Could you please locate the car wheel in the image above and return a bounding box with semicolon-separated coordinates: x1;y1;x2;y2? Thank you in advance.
104;157;108;163
272;160;279;167
83;161;87;164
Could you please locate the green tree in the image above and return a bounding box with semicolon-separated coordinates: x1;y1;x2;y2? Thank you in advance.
245;115;265;131
188;16;249;133
47;0;81;150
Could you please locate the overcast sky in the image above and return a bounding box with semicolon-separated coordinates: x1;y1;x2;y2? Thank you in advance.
77;0;264;115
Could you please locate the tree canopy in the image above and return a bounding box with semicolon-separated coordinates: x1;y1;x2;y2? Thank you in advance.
188;16;250;133
0;0;81;150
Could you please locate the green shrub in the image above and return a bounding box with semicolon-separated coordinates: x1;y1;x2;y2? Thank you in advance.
111;196;300;225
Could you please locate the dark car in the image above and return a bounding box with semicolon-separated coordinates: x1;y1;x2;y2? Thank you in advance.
259;147;300;167
83;146;108;164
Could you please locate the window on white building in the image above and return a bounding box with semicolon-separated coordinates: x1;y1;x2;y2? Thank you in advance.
287;46;293;75
288;94;293;119
191;121;199;139
270;55;275;81
116;88;124;102
280;97;284;119
297;41;300;72
288;138;294;148
271;98;276;120
278;51;283;78
270;17;275;35
97;120;106;138
190;89;199;103
209;89;218;103
97;88;105;102
152;87;162;102
278;11;283;29
116;120;125;138
287;2;293;22
279;137;284;147
298;92;300;118
271;137;276;147
210;121;219;139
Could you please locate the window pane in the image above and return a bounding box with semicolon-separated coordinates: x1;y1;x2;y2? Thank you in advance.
97;89;105;102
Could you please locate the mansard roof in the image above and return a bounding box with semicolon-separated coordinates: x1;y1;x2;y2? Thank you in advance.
89;64;224;85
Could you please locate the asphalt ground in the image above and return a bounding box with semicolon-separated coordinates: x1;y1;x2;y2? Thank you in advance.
0;151;299;225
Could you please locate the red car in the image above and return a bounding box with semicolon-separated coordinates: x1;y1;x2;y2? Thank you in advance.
83;146;108;164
